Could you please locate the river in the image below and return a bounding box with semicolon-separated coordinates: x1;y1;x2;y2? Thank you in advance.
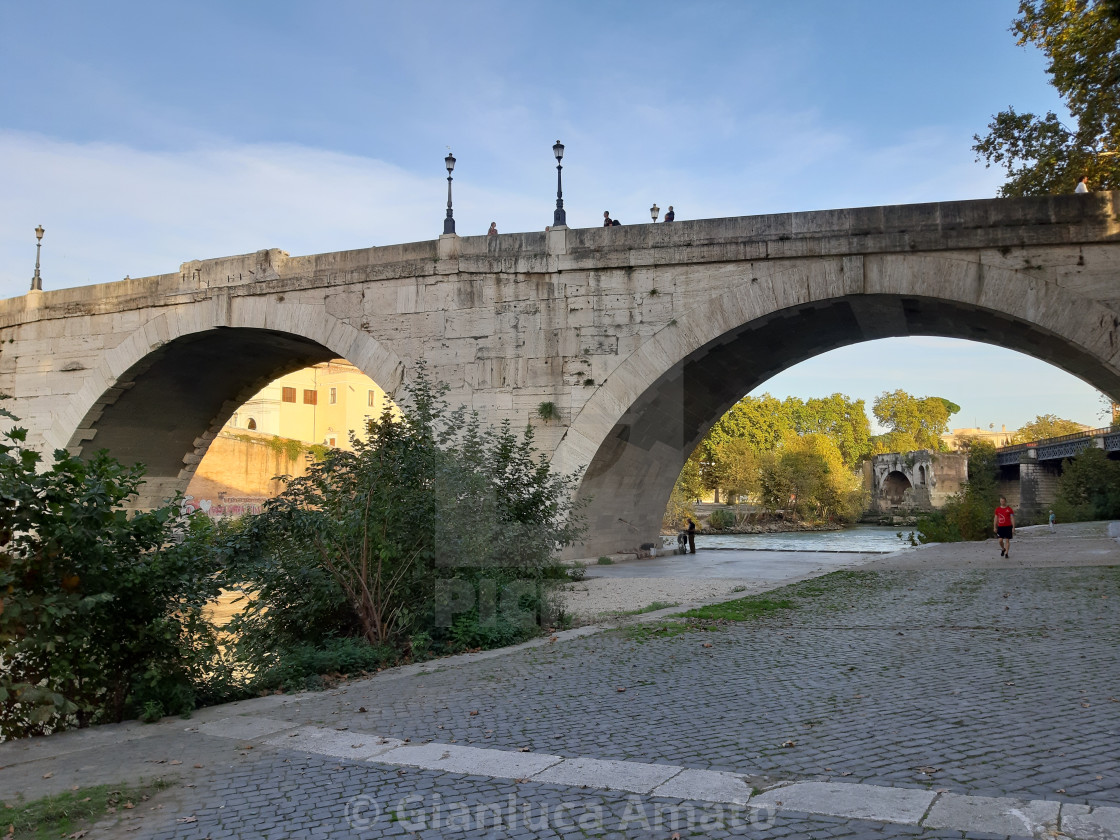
692;523;914;553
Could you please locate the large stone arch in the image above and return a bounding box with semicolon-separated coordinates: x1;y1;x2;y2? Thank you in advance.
557;253;1120;556
59;299;405;508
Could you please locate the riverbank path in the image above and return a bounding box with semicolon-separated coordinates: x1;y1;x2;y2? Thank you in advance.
2;522;1119;838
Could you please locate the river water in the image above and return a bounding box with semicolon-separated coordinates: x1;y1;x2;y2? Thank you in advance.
691;524;912;554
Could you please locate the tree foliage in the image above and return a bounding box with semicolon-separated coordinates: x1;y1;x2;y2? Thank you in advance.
1054;446;1120;520
757;434;867;523
222;366;586;679
871;390;958;453
0;408;225;740
1012;413;1088;443
972;0;1120;195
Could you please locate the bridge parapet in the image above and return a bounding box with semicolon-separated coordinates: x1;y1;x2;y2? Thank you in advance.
996;427;1119;465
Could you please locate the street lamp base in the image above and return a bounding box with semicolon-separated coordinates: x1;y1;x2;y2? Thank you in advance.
443;218;456;235
553;209;567;227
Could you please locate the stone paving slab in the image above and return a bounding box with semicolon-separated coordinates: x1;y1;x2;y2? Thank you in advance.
531;755;683;793
196;716;298;741
378;741;562;779
924;792;1059;836
750;781;936;824
261;726;403;760
1062;803;1120;839
649;767;756;804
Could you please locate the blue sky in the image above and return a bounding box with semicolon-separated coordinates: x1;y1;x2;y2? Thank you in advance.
0;1;1107;431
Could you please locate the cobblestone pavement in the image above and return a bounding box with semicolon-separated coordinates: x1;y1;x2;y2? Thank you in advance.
6;526;1119;838
275;564;1120;808
108;750;1036;839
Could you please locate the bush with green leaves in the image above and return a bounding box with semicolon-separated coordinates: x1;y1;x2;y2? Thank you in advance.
0;408;228;739
222;366;585;680
708;508;736;530
1053;447;1120;522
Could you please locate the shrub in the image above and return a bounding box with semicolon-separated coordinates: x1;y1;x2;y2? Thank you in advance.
0;407;227;739
708;508;736;530
221;365;585;675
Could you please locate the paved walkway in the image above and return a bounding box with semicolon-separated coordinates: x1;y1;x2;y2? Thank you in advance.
3;522;1119;838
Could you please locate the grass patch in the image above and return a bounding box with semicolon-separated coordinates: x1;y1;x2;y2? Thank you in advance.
680;570;893;622
596;556;614;565
605;600;680;618
2;780;173;839
621;621;720;642
681;597;795;621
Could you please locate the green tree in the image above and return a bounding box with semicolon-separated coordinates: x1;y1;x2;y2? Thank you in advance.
1012;413;1087;443
757;434;865;523
972;0;1120;195
872;390;959;452
1054;446;1120;520
0;410;226;739
715;437;763;503
223;366;586;676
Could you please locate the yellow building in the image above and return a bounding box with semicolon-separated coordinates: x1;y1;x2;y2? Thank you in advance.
940;426;1015;450
226;359;396;449
185;361;396;515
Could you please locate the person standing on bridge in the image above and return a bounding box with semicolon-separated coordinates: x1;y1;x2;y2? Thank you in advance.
488;222;498;236
1075;175;1090;193
603;211;614;227
993;496;1015;557
663;206;675;222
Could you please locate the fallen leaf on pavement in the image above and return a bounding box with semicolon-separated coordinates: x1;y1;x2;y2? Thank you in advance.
169;760;182;765
781;740;796;748
616;687;626;693
519;747;530;752
702;643;713;648
176;816;197;823
42;772;52;779
469;710;479;716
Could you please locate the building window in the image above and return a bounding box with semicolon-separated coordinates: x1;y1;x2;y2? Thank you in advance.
368;390;376;407
247;418;257;430
329;387;337;405
282;387;296;403
327;436;337;448
303;389;317;405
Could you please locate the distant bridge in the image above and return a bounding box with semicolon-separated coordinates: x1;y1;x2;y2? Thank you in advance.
996;428;1120;466
2;191;1118;555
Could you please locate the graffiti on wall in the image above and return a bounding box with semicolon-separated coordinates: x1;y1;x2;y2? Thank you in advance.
180;494;266;519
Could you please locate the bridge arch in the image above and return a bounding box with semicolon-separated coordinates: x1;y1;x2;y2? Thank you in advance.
557;253;1120;555
59;301;405;508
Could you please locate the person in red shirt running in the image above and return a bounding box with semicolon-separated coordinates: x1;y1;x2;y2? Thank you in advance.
993;496;1015;558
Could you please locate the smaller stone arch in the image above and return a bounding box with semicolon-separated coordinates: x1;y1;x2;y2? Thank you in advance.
247;418;257;431
917;464;926;486
882;471;913;507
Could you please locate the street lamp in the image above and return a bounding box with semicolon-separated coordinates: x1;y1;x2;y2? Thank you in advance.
443;152;456;235
650;203;660;222
553;140;566;227
30;225;44;291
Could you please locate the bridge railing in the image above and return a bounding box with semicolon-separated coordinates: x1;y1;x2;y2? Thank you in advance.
995;426;1119;464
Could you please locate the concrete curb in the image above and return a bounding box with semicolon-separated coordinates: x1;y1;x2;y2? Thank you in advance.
196;717;1120;839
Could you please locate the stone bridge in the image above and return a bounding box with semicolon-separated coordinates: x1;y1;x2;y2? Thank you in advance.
2;192;1118;556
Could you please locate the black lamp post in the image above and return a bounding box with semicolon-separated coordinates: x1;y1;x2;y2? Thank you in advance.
443;152;456;235
650;204;660;222
30;225;44;291
553;140;566;227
